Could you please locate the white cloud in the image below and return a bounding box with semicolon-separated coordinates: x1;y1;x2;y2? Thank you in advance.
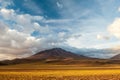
0;19;70;60
0;21;8;34
0;5;76;60
96;34;110;40
58;32;66;38
0;0;114;60
44;19;73;23
108;18;120;39
56;2;63;9
0;21;45;60
0;8;15;20
33;22;40;30
0;0;13;8
118;7;120;12
33;22;51;34
0;8;44;34
23;0;42;14
0;54;14;60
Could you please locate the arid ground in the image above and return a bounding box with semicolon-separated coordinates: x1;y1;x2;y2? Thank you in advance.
0;64;120;80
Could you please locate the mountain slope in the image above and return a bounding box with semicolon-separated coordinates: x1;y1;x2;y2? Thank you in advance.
111;54;120;60
0;48;95;65
1;48;120;66
27;48;90;60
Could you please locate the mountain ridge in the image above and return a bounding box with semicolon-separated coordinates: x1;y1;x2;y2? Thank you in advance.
0;48;95;65
1;48;120;66
111;54;120;60
27;48;91;60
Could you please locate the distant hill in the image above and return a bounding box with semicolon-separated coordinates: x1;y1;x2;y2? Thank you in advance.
27;48;91;60
1;48;120;66
111;54;120;60
0;48;93;65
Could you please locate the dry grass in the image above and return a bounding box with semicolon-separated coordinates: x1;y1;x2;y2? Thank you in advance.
0;69;120;80
0;63;120;80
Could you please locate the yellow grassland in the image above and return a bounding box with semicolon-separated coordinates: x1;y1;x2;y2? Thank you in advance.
0;69;120;80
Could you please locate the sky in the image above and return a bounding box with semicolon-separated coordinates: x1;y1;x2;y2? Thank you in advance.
0;0;120;60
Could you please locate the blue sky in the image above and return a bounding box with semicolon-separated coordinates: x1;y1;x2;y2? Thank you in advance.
0;0;120;60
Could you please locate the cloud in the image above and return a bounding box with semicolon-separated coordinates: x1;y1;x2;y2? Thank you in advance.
43;19;73;23
96;34;110;40
0;21;60;60
108;18;120;39
0;54;14;60
56;2;63;9
23;0;42;14
0;4;76;60
0;8;43;34
0;8;15;20
0;19;69;59
33;22;51;34
0;22;34;59
118;7;120;12
0;21;8;34
0;0;119;60
0;0;13;8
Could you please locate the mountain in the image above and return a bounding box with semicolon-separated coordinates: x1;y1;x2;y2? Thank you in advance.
27;48;91;60
0;48;94;65
61;46;120;59
1;48;120;66
111;54;120;60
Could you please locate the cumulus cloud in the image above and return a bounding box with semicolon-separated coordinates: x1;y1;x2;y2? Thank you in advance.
108;18;120;39
0;8;14;19
0;0;13;8
0;0;103;60
0;2;75;60
0;8;44;34
33;22;51;34
0;21;63;60
0;22;41;59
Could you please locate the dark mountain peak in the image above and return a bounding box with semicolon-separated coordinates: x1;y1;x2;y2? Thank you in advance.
27;48;90;60
34;48;65;55
44;48;65;52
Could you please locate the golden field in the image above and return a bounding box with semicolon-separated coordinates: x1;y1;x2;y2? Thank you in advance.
0;62;120;80
0;67;120;80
